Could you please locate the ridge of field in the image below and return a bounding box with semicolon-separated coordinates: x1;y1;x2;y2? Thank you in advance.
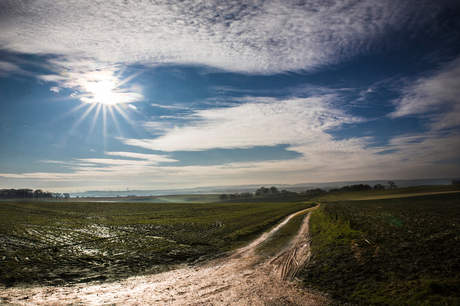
70;194;223;203
0;198;315;287
299;186;460;305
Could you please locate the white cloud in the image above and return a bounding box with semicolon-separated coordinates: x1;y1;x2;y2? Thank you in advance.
390;57;460;130
387;132;460;165
0;58;33;77
122;96;362;152
150;103;190;110
0;0;446;73
104;151;177;164
0;60;22;76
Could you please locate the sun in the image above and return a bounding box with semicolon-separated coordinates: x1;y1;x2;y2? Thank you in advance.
81;71;123;105
57;67;144;150
86;80;118;105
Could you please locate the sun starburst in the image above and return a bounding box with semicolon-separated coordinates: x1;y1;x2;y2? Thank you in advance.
52;65;145;149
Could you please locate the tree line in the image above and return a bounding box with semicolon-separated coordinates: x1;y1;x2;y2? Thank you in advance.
219;182;397;201
0;189;70;201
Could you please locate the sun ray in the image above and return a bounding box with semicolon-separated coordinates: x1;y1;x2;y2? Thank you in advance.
50;103;87;125
107;104;123;137
115;70;144;88
102;104;107;150
88;103;102;136
112;104;143;134
68;103;96;135
86;103;102;145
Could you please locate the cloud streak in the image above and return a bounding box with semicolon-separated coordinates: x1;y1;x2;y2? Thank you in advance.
122;96;362;152
391;57;460;130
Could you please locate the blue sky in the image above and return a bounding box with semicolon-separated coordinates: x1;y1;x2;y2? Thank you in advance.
0;0;459;192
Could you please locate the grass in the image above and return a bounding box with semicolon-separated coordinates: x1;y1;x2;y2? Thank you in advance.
299;187;460;305
0;199;315;286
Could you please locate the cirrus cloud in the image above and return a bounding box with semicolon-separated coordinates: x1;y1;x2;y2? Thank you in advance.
0;0;450;73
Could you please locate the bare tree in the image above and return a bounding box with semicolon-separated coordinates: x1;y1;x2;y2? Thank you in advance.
388;181;397;189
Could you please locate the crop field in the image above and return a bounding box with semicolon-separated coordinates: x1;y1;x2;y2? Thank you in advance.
0;200;314;287
299;191;460;305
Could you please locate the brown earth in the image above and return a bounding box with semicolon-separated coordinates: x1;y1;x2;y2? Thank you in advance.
0;207;331;306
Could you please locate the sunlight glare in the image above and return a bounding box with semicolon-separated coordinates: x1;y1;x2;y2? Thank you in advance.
82;72;120;105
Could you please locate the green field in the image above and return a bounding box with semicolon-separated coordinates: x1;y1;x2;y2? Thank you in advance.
318;184;460;202
300;186;460;305
0;199;314;287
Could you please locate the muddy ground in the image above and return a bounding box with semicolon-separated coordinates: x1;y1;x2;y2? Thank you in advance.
0;200;315;288
1;207;331;305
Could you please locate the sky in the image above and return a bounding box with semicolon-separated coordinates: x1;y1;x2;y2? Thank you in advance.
0;0;460;192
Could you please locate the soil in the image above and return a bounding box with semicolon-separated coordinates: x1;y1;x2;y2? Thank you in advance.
0;207;331;306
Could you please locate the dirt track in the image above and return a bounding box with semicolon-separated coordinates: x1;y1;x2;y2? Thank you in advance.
0;206;331;306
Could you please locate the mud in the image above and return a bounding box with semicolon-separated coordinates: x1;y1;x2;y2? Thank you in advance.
0;207;331;306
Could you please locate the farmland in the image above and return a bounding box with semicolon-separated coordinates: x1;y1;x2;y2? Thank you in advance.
0;199;314;287
299;188;460;305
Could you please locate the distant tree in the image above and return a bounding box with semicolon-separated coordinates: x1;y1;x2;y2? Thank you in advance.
388;181;397;189
305;188;326;195
17;189;33;200
255;187;269;196
44;191;53;201
63;193;70;201
349;184;371;191
452;180;460;185
281;190;296;196
34;189;44;201
229;194;238;200
219;194;228;201
241;192;253;199
269;186;280;195
53;193;63;201
373;184;385;190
